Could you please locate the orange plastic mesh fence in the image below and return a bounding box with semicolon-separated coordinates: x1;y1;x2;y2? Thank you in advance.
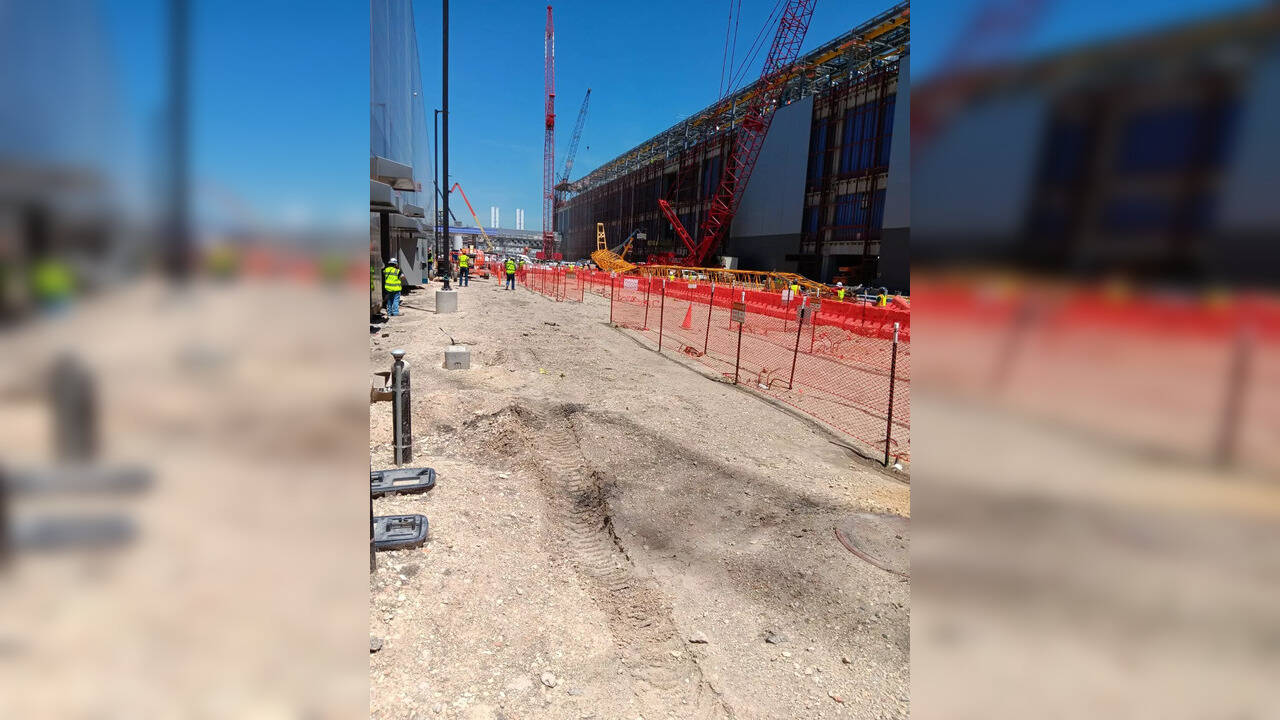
608;275;910;463
501;263;585;303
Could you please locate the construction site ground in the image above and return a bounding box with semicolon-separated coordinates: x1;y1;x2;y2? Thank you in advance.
369;276;911;720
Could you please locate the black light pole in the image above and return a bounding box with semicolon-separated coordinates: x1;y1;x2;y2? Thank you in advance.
440;0;452;290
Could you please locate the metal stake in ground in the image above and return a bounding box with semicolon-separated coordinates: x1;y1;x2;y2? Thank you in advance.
391;349;412;465
884;322;900;467
609;272;616;324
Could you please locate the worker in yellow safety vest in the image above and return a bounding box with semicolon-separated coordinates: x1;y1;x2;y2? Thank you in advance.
457;251;470;287
382;257;405;316
788;281;801;302
876;291;888;307
31;256;74;313
835;281;845;301
504;256;517;290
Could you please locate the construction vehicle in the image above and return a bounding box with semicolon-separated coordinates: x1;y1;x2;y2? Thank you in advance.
449;182;494;278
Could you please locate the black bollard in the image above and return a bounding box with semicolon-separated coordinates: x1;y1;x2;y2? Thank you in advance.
391;349;412;465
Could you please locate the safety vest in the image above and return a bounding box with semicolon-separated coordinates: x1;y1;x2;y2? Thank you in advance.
505;259;516;273
789;283;800;296
837;288;845;301
458;254;469;268
382;265;402;292
876;293;887;307
32;259;73;301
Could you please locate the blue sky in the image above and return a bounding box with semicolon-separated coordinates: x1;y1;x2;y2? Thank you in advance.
102;0;367;234
94;0;1266;235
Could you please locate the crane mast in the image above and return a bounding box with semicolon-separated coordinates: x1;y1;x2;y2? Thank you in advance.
662;0;818;266
541;5;556;259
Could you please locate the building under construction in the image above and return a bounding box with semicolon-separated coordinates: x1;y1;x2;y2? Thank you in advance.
555;3;910;289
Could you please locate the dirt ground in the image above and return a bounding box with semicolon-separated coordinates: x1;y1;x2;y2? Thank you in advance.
369;275;911;719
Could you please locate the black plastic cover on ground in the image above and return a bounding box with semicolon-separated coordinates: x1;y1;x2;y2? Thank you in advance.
372;514;428;551
370;467;436;496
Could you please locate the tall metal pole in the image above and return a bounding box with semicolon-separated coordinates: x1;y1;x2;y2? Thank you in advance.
441;0;452;288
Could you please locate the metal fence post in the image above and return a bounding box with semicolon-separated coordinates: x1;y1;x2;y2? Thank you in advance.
788;296;806;390
609;272;616;324
1215;325;1253;466
658;278;667;353
643;276;651;330
391;349;412;465
734;291;746;384
704;282;714;355
884;322;900;467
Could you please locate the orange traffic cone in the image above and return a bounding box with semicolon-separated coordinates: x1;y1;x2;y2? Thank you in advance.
681;303;693;330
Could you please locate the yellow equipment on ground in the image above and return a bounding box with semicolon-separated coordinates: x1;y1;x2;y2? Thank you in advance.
590;223;640;273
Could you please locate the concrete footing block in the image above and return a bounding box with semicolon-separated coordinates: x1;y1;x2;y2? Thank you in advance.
444;345;470;370
435;290;458;314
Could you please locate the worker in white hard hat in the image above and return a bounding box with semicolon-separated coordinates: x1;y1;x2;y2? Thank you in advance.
382;257;405;316
835;281;845;301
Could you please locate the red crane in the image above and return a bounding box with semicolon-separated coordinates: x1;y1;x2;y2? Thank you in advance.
542;5;556;259
660;0;818;267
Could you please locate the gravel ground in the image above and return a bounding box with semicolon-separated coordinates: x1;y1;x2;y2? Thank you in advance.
369;276;910;719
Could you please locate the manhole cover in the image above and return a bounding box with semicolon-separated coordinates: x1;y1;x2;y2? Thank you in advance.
835;513;909;578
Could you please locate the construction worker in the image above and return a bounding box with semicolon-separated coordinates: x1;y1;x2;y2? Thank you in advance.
835;281;846;301
31;255;74;313
876;290;888;307
382;257;405;316
504;256;517;290
788;280;801;302
458;250;470;287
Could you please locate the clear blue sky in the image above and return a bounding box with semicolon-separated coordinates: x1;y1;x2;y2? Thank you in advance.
96;0;1265;236
102;0;367;235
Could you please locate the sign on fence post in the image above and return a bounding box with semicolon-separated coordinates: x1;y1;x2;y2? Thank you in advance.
884;321;900;467
730;301;745;324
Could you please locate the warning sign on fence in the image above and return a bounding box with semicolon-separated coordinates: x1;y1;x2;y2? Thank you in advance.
797;305;812;321
623;278;639;290
731;301;746;324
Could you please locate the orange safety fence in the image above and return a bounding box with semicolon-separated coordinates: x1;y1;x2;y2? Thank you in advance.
609;275;909;464
491;262;585;303
916;280;1280;473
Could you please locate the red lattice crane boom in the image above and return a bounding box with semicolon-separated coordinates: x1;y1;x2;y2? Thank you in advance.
661;0;818;266
542;5;556;258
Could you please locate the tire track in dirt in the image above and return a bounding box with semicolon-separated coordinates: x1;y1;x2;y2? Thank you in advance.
532;403;733;719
